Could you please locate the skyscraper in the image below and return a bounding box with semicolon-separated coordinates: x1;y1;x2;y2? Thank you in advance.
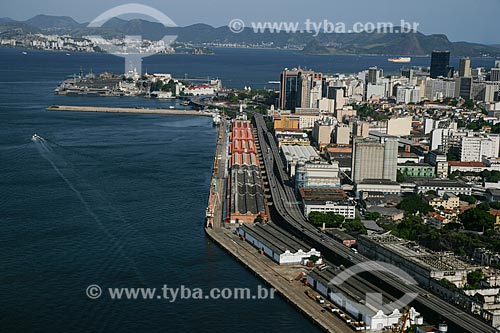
279;69;300;111
490;68;500;82
459;57;471;77
430;51;451;79
279;68;318;111
367;67;383;84
352;137;398;183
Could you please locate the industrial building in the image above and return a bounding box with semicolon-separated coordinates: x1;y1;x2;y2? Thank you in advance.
358;234;475;288
415;179;472;196
237;222;321;265
295;161;341;190
397;162;436;178
228;120;266;224
281;144;320;176
352;137;398;183
299;188;356;219
306;268;423;331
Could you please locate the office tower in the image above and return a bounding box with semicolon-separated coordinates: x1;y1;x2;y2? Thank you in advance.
401;68;414;81
495;60;500;69
490;68;500;82
459;57;471;77
279;68;319;111
279;69;300;110
430;51;451;78
368;67;383;84
352;138;398;183
459;77;473;100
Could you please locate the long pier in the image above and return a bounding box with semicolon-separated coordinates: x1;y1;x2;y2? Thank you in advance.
46;105;214;117
204;119;352;333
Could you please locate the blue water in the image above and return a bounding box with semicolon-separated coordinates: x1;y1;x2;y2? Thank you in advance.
0;47;497;332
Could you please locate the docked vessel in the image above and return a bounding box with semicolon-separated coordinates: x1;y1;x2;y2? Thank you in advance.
388;57;411;63
212;114;221;126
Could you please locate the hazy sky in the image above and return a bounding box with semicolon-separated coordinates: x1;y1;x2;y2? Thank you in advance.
1;0;499;44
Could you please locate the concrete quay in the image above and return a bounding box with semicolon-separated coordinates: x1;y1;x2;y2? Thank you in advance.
46;105;214;117
204;120;352;332
205;227;353;333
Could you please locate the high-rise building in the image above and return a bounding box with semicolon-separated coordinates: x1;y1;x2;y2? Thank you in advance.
459;134;500;162
279;69;300;111
401;68;414;81
490;68;500;82
312;120;334;149
459;77;473;100
279;68;320;111
430;51;451;79
335;124;351;145
459;57;471;77
352;137;398;183
367;67;383;84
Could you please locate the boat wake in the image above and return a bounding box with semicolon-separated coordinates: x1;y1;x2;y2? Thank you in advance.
31;134;145;283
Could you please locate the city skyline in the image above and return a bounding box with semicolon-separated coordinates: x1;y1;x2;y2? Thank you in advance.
1;0;500;44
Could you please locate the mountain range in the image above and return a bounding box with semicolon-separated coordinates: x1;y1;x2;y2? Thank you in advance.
1;14;499;57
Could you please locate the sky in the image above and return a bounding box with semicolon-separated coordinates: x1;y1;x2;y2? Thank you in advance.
0;0;499;44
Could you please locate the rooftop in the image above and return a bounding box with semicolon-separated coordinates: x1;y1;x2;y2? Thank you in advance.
281;145;319;161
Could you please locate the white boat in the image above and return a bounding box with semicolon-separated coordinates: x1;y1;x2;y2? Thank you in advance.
22;51;28;55
388;57;411;63
32;134;40;141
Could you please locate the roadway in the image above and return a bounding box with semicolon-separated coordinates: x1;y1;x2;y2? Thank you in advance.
252;113;497;333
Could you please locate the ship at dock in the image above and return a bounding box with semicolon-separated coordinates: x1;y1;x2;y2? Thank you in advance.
212;114;221;126
388;57;411;63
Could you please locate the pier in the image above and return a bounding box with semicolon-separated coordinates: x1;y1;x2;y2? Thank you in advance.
205;118;352;333
46;105;214;117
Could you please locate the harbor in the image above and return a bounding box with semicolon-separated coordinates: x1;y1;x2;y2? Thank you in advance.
204;118;354;333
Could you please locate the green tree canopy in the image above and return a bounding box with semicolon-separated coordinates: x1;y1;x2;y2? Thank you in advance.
459;208;495;232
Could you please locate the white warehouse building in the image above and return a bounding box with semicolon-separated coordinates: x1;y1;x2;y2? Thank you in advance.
237;223;322;265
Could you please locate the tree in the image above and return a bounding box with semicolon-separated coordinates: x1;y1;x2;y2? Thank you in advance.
308;212;345;227
365;212;381;221
463;99;475;109
459;194;477;204
343;218;367;235
395;216;428;241
397;194;433;214
467;269;484;288
459;208;495;232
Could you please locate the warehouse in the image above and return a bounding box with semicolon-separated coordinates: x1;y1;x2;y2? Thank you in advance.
238;222;321;265
281;144;320;176
306;268;423;331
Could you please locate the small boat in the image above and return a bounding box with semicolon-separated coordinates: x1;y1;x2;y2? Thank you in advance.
169;106;175;109
66;53;70;56
22;51;28;55
32;134;41;141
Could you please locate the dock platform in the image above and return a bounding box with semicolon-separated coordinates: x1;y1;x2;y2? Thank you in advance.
46;105;214;117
